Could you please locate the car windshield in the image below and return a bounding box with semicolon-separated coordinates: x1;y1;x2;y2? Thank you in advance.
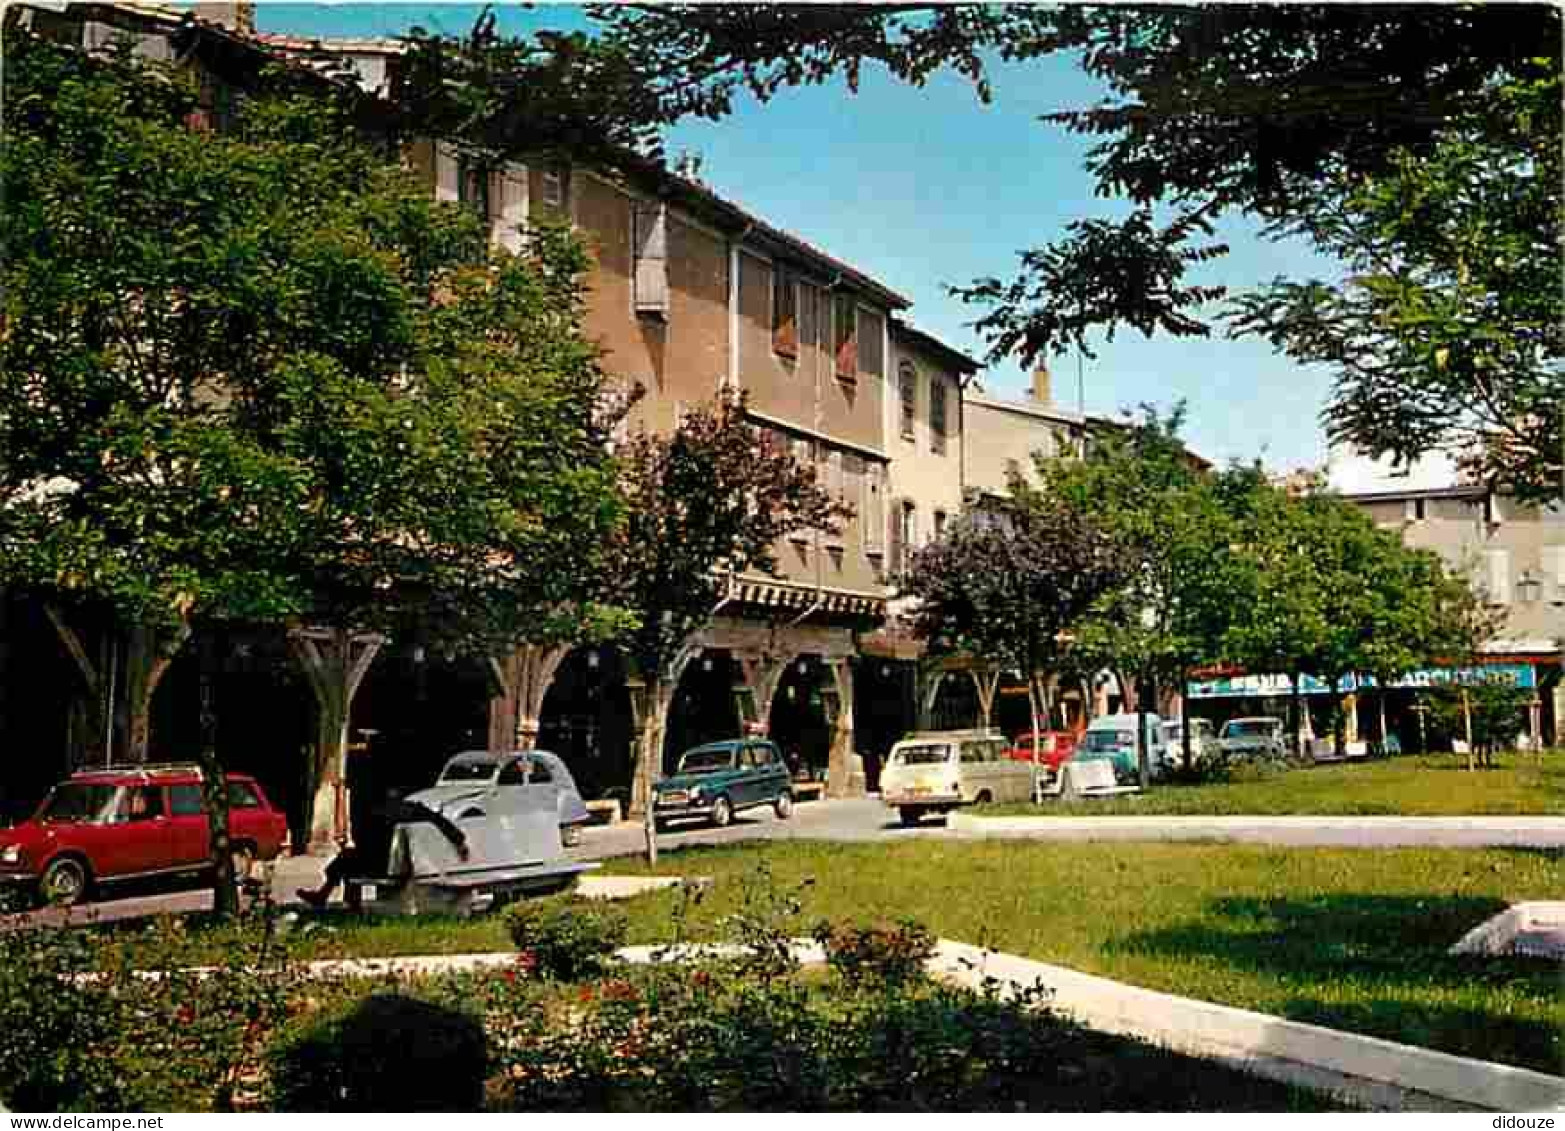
1081;730;1133;752
440;760;498;784
1223;721;1277;739
678;749;735;774
38;783;120;824
894;744;952;766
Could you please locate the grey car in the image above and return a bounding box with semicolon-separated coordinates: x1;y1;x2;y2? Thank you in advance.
1216;717;1289;761
408;750;591;847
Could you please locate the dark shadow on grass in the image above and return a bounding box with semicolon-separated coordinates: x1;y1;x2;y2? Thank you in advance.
1106;892;1562;1073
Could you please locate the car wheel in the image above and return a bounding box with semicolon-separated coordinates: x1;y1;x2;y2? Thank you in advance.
774;792;794;820
40;857;89;907
898;807;922;827
710;797;733;828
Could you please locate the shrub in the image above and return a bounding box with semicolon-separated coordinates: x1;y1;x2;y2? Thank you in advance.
812;918;935;989
269;993;488;1112
504;894;626;981
0;902;299;1112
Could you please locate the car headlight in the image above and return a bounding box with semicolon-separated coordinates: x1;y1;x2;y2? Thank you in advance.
0;845;21;866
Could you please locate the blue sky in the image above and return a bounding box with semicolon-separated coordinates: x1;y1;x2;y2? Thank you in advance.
254;3;1345;473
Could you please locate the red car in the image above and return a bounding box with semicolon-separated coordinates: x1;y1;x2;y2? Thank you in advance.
1003;730;1079;770
0;764;288;907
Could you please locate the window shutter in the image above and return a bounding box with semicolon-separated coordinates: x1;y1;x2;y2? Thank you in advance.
434;143;460;203
888;496;905;576
772;269;798;357
495;165;528;252
899;362;917;439
1484;548;1511;604
834;294;857;379
634;202;668;315
930;377;947;454
857;308;884;379
798;283;817;350
864;463;885;555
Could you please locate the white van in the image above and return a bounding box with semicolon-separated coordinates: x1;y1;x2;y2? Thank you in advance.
880;729;1034;826
1077;713;1172;782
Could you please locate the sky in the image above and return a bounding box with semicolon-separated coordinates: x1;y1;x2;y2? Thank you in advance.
252;2;1365;477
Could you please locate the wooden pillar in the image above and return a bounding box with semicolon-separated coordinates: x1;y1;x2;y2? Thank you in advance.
486;643;570;753
823;657;860;798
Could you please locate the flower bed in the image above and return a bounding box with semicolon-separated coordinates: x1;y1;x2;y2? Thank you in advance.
1;870;1345;1112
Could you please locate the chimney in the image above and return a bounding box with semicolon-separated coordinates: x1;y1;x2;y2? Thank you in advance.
1030;365;1052;405
193;3;257;35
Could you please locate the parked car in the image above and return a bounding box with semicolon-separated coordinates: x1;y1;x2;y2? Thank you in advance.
1003;730;1078;768
0;764;288;907
408;750;591;846
1075;713;1172;783
1162;718;1217;768
1217;717;1288;761
881;729;1034;826
651;739;794;831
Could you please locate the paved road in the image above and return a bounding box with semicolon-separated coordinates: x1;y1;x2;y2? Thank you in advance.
5;799;1560;929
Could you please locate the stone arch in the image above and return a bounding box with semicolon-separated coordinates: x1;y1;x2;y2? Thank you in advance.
536;645;633;801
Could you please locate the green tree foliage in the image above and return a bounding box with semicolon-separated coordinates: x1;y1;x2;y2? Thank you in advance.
0;28;622;861
902;487;1127;751
608;393;847;812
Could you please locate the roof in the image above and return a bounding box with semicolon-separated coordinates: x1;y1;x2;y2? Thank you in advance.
891;318;981;377
254;29;913;309
964;391;1086;428
1341;485;1490;503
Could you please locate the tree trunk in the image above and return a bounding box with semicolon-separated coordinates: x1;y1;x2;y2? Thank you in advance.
44;605;109;766
123;623;189;763
1377;690;1389;755
969;667;1000;730
1462;689;1475;772
1290;671;1305;758
1135;673;1151;790
627;674;675;819
290;628;385;852
197;630;238;919
1181;671;1193;770
1326;685;1346;759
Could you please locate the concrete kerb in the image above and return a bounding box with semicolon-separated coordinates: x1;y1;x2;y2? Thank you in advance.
947;812;1565;847
273;932;1563;1113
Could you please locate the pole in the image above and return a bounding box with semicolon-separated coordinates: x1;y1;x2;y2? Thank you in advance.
1462;688;1474;772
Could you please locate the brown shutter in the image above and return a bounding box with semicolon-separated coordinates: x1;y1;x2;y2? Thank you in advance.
772;269;798;357
633;203;668;315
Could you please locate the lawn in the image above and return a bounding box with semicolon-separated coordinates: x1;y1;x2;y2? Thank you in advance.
133;838;1565;1076
981;752;1565;816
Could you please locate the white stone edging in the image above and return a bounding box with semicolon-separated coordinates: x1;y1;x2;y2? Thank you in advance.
283;938;1564;1113
947;811;1565;846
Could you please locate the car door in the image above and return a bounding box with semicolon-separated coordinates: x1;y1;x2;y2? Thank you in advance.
166;782;210;868
753;742;787;803
524;756;564;824
102;785;175;876
494;756;535;817
730;744;759;808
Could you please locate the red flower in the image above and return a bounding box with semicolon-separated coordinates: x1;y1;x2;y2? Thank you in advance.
502;969;518;984
175;1005;196;1024
514;950;538;971
691;970;713;990
578;985;595;1003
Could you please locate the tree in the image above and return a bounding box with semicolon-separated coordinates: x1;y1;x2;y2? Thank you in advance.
485;4;1561;496
0;29;623;893
1229;63;1563;502
902;488;1127;767
607;393;847;816
1040;407;1242;784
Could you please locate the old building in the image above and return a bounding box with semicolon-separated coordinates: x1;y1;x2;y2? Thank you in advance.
1344;484;1564;744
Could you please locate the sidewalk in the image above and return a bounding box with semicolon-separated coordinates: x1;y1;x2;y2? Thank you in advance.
946;812;1565;848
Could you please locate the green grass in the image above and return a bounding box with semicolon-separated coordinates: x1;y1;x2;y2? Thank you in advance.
981;752;1565;816
144;838;1565;1076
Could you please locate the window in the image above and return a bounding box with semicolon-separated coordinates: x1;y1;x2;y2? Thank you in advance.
228;782;261;809
1483;548;1511;605
933;510;948;540
458;156;490;223
898;362;917;440
1404;498;1426;522
496;759;529;787
529;760;554;785
115;786;164;823
863;462;885;555
633;202;668;316
542;166;565;208
170;784;204;817
833;293;858;380
772;268;798;358
891;500;917;575
929;376;948;455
